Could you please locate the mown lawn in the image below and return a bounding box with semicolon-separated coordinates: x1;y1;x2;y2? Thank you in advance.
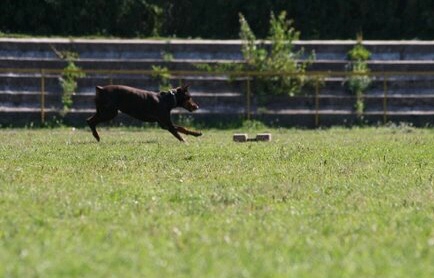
0;126;433;277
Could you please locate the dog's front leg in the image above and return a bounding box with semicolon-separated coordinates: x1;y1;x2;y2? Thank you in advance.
174;125;202;137
168;126;185;142
159;121;185;142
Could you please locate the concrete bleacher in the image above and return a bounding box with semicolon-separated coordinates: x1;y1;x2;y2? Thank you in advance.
1;38;434;127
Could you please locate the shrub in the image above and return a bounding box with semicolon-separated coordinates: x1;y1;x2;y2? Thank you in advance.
239;11;314;97
195;12;313;98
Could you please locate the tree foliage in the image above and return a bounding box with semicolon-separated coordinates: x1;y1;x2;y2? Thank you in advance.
1;0;433;39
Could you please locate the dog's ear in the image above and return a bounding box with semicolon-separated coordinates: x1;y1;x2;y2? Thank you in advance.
182;84;190;91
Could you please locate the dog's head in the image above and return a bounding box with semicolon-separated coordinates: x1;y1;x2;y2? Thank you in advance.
174;85;199;112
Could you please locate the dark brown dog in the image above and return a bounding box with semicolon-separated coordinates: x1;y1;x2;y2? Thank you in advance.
86;84;202;142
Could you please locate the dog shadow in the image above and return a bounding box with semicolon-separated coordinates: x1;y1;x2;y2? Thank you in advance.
69;139;159;145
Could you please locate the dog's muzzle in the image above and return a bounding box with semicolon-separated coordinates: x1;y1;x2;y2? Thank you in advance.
185;101;199;112
191;104;199;111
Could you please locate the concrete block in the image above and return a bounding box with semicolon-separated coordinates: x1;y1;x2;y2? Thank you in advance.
256;133;272;141
233;133;248;142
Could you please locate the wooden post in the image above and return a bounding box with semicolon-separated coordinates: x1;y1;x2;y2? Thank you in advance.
315;77;320;127
246;77;251;121
40;69;45;124
383;74;388;125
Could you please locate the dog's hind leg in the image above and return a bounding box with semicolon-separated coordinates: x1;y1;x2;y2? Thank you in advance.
86;114;101;142
86;109;118;142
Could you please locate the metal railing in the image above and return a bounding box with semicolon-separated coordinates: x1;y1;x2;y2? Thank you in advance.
1;68;434;126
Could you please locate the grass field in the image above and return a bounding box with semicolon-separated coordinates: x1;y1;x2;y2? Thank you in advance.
0;126;433;277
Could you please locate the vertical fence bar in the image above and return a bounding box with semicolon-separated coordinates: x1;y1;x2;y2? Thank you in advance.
246;77;251;121
315;76;320;127
383;73;388;125
40;69;45;124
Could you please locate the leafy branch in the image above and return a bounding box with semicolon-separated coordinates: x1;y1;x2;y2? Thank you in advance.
345;35;372;121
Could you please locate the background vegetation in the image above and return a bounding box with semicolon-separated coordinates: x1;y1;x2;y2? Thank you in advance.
1;0;433;39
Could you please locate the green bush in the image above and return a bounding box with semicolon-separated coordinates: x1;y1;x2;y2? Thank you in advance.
239;11;313;97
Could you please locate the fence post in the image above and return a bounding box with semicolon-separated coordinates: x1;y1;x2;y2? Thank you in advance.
383;73;388;125
40;69;45;124
246;77;251;121
315;76;320;127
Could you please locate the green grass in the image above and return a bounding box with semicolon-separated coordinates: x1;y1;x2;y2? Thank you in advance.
0;127;433;277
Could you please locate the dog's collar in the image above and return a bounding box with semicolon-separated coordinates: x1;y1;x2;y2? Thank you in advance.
169;89;177;108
